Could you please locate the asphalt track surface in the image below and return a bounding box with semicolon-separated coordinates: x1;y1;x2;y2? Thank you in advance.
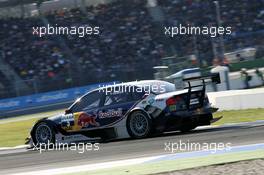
1;122;264;174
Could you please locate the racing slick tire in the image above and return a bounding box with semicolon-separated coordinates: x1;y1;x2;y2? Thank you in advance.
32;121;56;146
127;111;152;139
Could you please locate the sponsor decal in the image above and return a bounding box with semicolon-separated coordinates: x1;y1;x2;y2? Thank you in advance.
61;114;75;130
98;108;123;119
148;98;155;105
63;135;87;141
190;98;199;105
77;112;99;127
155;98;164;102
61;114;74;122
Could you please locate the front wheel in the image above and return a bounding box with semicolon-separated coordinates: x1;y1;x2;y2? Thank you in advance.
127;111;152;138
33;121;55;146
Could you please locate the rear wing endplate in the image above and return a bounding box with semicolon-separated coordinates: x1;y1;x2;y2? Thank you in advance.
182;73;221;109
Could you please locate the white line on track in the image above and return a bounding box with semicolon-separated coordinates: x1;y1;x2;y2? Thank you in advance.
0;145;28;151
11;155;164;175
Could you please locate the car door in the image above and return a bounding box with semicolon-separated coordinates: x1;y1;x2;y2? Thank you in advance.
96;88;135;127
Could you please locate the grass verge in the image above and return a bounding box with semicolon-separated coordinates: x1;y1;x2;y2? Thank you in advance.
213;108;264;125
0;118;37;147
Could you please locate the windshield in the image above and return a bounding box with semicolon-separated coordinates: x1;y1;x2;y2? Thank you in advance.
69;90;103;113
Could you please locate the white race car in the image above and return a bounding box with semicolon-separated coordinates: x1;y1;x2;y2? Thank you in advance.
27;73;221;146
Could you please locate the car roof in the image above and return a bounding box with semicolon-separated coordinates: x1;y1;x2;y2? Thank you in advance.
166;68;200;79
72;80;176;105
96;80;173;90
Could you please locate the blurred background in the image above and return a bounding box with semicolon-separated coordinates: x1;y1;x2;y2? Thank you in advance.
0;0;263;99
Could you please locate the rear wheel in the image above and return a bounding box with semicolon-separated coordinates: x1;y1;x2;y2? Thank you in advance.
33;122;55;146
127;111;152;138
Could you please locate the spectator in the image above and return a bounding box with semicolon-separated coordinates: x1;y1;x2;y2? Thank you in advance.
0;0;263;95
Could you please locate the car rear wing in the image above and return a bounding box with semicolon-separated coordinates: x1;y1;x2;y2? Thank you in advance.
182;73;220;109
183;73;221;87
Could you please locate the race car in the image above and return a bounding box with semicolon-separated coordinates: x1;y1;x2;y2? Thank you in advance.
27;73;221;146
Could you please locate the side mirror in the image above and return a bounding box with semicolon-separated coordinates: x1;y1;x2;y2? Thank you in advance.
65;109;72;114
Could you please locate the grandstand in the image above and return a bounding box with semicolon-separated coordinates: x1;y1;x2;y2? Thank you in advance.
0;0;263;98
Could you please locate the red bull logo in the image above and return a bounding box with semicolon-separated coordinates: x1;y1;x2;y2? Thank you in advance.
77;112;99;128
